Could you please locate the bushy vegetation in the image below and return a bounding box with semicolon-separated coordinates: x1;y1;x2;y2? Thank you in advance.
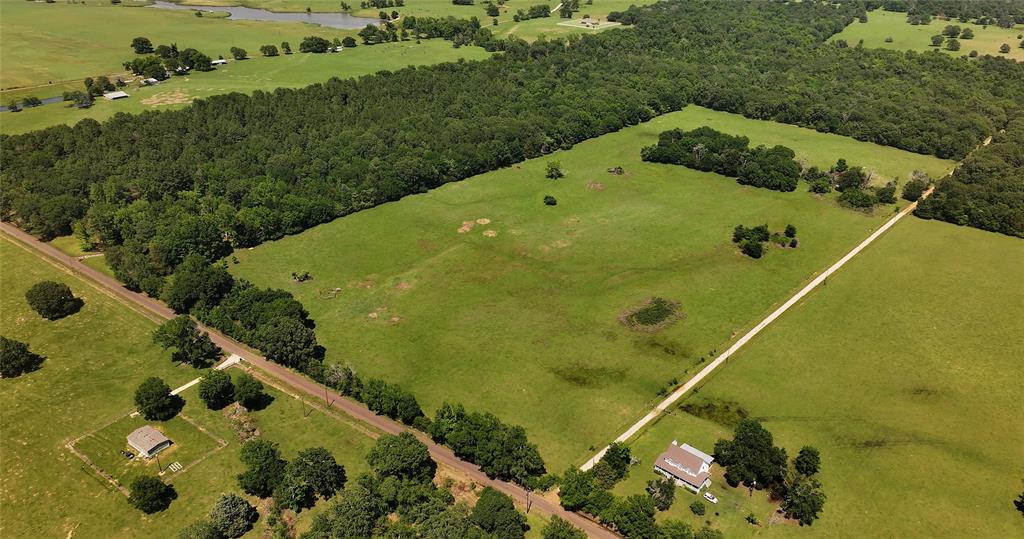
641;127;801;191
0;336;44;378
134;376;184;421
430;402;546;485
24;280;82;320
732;223;798;258
128;475;177;513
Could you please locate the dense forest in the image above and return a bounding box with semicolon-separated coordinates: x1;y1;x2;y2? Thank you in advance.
916;117;1024;237
3;1;1022;291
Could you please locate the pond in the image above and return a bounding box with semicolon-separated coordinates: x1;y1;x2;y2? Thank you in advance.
147;1;377;29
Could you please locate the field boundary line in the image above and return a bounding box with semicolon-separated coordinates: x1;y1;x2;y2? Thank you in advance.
581;188;933;470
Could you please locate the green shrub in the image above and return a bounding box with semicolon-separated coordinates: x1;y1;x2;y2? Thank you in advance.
627;297;676;327
544;195;558;205
689;500;706;515
25;281;83;320
740;240;763;259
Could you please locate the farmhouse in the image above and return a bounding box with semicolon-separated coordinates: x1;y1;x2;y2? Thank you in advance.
127;426;172;458
211;59;228;66
102;91;129;100
654;440;714;492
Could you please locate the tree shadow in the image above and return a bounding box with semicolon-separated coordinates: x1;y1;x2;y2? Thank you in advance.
242;391;275;412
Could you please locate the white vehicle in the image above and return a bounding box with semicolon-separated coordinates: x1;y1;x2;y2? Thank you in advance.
703;492;719;504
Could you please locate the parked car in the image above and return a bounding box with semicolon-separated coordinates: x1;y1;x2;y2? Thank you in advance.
703;492;719;504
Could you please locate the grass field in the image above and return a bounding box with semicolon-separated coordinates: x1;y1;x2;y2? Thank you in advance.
834;9;1024;61
616;218;1024;537
0;236;377;538
1;39;490;135
229;106;954;472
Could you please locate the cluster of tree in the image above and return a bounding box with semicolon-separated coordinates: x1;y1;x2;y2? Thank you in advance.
197;370;268;410
512;4;551;22
916;116;1024;238
153;315;221;367
429;402;547;485
560;446;722;539
714;419;826;525
641;127;801;192
877;0;1024;27
404;15;492;47
234;439;347;513
125;39;216;78
25;280;83;320
82;75;117;97
732;223;798;258
803;158;899;209
4;1;1023;302
179;493;259;539
305;431;547;539
0;336;45;378
361;0;403;8
452;0;474;5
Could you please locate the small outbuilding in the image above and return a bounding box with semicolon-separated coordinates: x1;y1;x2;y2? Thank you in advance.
654;440;714;492
127;426;172;458
211;59;228;66
142;78;159;86
103;91;130;100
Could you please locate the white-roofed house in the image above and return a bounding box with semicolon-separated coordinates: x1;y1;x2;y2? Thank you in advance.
127;426;172;458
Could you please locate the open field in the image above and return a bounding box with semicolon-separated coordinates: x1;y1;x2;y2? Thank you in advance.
617;218;1024;537
230;106;953;471
834;9;1024;61
2;39;490;134
0;0;364;90
0;236;377;538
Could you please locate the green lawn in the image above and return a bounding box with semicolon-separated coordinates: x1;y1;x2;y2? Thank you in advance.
0;236;377;538
617;218;1024;538
230;106;953;472
2;39;490;135
833;9;1024;61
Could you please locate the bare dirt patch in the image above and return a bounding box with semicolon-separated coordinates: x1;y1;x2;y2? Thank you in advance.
476;218;491;225
141;89;192;107
587;181;605;191
482;229;498;237
458;221;476;234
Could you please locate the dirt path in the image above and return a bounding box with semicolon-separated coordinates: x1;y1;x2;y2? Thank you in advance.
0;222;617;539
581;187;936;470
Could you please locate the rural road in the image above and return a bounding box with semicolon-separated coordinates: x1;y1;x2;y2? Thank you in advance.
0;222;618;538
581;188;935;470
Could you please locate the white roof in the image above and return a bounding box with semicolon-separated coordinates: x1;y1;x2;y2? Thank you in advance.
103;91;130;100
681;443;714;464
211;59;228;65
127;426;170;452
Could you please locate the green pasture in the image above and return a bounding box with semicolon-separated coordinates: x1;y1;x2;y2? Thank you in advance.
230;107;952;471
2;38;489;135
619;218;1024;537
0;237;377;538
834;9;1024;61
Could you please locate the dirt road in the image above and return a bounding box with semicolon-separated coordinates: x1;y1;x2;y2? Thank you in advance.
0;222;616;538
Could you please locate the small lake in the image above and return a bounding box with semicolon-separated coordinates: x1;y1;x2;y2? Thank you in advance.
147;1;376;29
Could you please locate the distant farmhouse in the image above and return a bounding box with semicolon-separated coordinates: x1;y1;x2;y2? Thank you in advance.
127;426;171;458
654;440;714;492
211;59;228;66
102;91;129;101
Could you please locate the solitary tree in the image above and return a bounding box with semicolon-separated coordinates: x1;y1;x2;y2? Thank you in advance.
290;446;347;499
960;27;974;39
930;34;944;47
131;36;155;54
129;476;177;513
208;493;258;538
471;487;528;538
545;161;564;179
177;521;220;539
198;370;235;409
134;377;182;420
233;372;267;409
690;500;706;515
946;38;961;51
229;47;248;60
237;439;287;497
782;475;826;525
25;281;83;320
153;316;221;367
1000;43;1011;53
260;44;279;57
541;516;587;539
0;336;45;378
784;224;797;238
281;41;292;54
367;431;436;482
794;446;821;476
645;476;676;511
342;36;357;48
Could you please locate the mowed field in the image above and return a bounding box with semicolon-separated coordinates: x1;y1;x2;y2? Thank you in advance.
230;106;955;471
834;9;1024;61
616;218;1024;538
1;40;490;135
0;237;377;538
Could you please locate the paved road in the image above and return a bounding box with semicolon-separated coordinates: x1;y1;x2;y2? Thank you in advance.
0;222;616;538
581;189;934;470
